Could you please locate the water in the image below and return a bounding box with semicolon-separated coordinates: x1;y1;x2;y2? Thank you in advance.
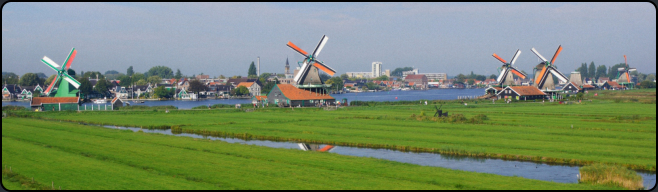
3;89;486;109
103;125;656;189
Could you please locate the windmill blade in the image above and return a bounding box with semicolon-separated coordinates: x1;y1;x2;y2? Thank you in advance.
312;61;336;76
41;56;61;72
312;35;328;58
496;67;509;84
492;53;507;64
287;41;309;57
509;67;527;79
62;48;77;70
550;45;562;65
293;61;310;83
626;72;631;83
62;73;81;88
548;67;569;83
530;48;548;62
628;68;636;72
44;74;60;95
535;66;549;85
509;49;521;66
618;67;626;72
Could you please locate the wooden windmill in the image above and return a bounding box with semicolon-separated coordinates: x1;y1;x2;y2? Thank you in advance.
41;48;81;97
617;55;636;89
287;35;336;87
492;49;527;87
530;45;569;90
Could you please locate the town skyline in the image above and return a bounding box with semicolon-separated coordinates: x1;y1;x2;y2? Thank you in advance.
2;2;656;78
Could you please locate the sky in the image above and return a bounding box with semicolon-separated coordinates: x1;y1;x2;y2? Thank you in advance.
2;2;656;79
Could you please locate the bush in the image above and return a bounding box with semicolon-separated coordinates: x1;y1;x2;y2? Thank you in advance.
579;163;643;190
2;105;28;111
469;114;489;123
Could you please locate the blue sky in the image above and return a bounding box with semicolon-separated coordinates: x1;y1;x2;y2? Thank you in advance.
2;2;656;78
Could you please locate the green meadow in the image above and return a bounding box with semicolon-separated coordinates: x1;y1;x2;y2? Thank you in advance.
2;88;654;189
2;118;621;190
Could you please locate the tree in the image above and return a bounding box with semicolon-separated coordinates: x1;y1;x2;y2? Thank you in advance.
219;75;226;79
325;77;344;91
596;65;607;79
153;86;172;99
608;63;627;79
375;75;389;81
340;73;349;80
94;78;110;97
577;63;588;79
127;66;134;76
455;74;466;85
391;67;414;77
145;66;174;79
147;75;162;85
261;79;278;94
82;71;104;80
366;82;380;90
175;69;182;79
44;74;56;87
19;73;40;86
105;70;120;75
475;75;486;81
588;62;596;80
467;79;475;86
645;74;656;82
248;61;257;76
639;80;656;89
187;79;207;95
33;90;41;97
118;75;132;87
77;78;93;99
233;85;249;96
131;73;146;83
35;73;48;79
489;74;497;79
135;79;148;86
2;72;19;85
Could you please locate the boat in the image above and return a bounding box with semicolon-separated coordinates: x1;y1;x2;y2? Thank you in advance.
93;99;107;104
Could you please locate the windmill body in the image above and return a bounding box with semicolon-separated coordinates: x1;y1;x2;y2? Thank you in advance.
568;72;583;86
491;49;526;87
530;45;569;91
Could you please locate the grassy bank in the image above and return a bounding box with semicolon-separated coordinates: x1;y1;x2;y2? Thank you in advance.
1;118;621;190
15;95;656;172
579;163;643;190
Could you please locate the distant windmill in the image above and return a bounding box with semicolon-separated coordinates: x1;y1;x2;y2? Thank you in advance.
492;49;527;87
530;45;569;90
617;55;636;88
41;48;81;97
287;35;336;86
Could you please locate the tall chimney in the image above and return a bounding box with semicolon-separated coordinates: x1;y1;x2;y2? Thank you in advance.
257;57;260;76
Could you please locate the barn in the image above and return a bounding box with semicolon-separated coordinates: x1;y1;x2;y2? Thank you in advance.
561;82;582;94
267;84;335;107
31;97;80;111
496;86;546;100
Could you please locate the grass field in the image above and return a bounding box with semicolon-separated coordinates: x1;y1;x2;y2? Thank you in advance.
1;118;621;190
13;89;656;172
2;89;654;189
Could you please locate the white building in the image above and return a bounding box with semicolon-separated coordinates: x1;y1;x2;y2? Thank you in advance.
346;72;372;78
372;62;382;78
402;68;419;78
418;73;447;80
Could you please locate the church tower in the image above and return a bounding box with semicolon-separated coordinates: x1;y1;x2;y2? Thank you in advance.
285;57;290;75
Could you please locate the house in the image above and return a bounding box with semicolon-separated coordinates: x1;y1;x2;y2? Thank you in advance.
561;82;582;94
2;84;22;100
252;95;268;106
208;85;233;97
267;84;335;107
404;74;428;89
19;88;33;99
581;84;596;91
178;79;190;91
132;85;152;98
111;96;123;110
598;77;610;84
31;96;79;111
601;81;625;90
177;89;191;100
496;86;546;100
484;86;504;95
483;79;497;85
236;82;261;96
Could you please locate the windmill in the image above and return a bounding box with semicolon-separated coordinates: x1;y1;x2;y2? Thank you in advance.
492;49;527;87
530;45;569;90
298;143;335;152
287;35;336;87
617;55;636;89
433;104;448;117
41;48;81;97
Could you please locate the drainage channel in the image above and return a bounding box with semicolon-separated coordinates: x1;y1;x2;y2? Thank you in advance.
102;125;656;189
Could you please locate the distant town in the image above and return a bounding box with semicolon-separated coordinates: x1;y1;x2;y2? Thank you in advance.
2;58;656;102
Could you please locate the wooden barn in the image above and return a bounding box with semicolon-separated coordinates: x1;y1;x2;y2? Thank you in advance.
267;84;335;107
31;97;80;111
496;86;546;100
601;81;625;90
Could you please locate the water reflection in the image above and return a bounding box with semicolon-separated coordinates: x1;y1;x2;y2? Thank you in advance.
102;125;655;189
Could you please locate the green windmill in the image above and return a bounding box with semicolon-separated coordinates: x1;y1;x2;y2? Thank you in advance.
41;48;81;97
